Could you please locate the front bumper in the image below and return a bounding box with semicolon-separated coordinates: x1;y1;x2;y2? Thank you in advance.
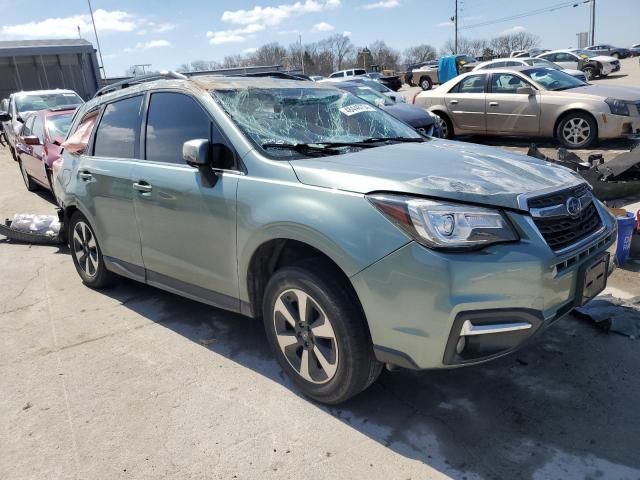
596;112;640;139
351;202;617;370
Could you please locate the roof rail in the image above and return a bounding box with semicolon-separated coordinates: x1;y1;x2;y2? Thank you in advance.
94;71;188;97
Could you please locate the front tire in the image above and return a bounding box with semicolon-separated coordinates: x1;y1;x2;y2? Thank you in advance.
262;261;382;404
583;66;596;81
69;212;116;288
556;112;597;149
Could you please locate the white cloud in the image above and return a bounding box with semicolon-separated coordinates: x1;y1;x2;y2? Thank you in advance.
242;47;259;54
501;25;526;35
0;9;137;39
206;23;266;45
343;30;352;37
362;0;399;10
154;23;175;33
135;39;171;49
220;0;341;27
277;29;301;35
311;22;334;32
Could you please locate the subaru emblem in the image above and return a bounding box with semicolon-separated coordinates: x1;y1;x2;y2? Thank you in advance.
566;196;582;216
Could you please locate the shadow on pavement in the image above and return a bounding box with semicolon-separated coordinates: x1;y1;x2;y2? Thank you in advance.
93;278;640;479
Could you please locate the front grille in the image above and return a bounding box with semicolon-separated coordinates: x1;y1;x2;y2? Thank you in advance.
527;184;590;209
528;185;602;251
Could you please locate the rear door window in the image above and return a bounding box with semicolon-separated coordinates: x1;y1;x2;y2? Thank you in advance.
450;74;487;93
93;95;143;159
145;92;211;164
22;115;35;136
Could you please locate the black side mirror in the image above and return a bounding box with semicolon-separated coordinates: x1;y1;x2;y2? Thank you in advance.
23;135;41;146
0;112;10;122
17;115;25;123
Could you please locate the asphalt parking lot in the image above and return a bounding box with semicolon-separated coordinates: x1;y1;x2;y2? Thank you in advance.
2;64;640;479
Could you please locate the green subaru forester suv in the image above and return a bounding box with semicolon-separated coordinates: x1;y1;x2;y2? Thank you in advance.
54;73;617;404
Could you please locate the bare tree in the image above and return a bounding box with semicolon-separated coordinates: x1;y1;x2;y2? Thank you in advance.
367;40;400;70
326;34;354;71
440;37;475;55
252;42;288;66
403;44;437;65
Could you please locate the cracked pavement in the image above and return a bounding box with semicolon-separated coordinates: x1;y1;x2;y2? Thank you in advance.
1;140;639;479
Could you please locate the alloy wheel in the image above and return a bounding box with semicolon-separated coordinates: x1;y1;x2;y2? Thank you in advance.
435;115;449;138
72;221;99;278
561;117;591;147
273;288;339;384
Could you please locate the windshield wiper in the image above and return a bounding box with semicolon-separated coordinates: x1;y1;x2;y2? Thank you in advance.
262;137;424;156
353;137;425;144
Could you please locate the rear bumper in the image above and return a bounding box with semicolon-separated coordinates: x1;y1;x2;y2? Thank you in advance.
351;203;617;370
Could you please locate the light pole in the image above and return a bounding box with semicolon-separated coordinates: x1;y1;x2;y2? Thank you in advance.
87;0;106;79
589;0;596;45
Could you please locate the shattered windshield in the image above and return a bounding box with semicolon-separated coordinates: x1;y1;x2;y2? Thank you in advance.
211;86;420;158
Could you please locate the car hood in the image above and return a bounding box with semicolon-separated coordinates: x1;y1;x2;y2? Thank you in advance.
563;84;640;101
382;103;434;127
591;55;618;63
290;139;583;210
563;68;585;76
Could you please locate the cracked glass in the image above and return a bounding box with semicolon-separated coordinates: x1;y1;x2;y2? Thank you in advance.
211;86;420;158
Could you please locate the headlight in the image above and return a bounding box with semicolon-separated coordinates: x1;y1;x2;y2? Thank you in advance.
605;97;630;116
367;194;518;250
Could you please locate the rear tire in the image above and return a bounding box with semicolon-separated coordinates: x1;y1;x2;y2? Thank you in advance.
19;159;38;192
69;212;116;289
262;260;381;404
420;76;433;90
556;112;597;149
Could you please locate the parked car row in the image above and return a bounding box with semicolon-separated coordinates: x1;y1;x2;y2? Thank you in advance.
414;66;640;148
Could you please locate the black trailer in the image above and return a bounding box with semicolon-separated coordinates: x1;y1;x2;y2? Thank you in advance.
0;39;102;101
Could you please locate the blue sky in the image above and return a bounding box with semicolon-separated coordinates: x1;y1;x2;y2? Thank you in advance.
0;0;637;76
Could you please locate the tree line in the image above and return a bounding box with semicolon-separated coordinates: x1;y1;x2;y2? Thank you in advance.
130;31;540;77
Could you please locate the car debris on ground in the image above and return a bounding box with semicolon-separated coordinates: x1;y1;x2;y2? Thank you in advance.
527;143;640;200
575;294;640;339
0;212;64;244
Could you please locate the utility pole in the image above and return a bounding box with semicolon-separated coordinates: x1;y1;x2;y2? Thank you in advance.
589;0;596;45
87;0;106;79
299;33;305;74
454;0;458;54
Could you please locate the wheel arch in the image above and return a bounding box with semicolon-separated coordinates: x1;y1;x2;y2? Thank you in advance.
243;237;367;323
553;108;599;142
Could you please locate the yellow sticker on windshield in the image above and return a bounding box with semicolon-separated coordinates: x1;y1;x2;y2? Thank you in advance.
459;60;466;65
579;54;589;59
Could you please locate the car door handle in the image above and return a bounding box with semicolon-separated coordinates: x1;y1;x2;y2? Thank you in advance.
133;181;152;193
449;100;458;105
489;101;499;106
79;171;93;181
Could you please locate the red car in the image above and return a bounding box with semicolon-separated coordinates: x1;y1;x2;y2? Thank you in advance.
15;106;76;193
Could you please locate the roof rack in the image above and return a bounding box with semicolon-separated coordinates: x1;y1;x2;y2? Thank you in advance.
94;71;188;97
239;71;311;81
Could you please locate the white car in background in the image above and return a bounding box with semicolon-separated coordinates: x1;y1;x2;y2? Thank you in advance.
536;49;620;80
474;57;587;82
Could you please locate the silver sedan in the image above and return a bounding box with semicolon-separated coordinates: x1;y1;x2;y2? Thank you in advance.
414;66;640;148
